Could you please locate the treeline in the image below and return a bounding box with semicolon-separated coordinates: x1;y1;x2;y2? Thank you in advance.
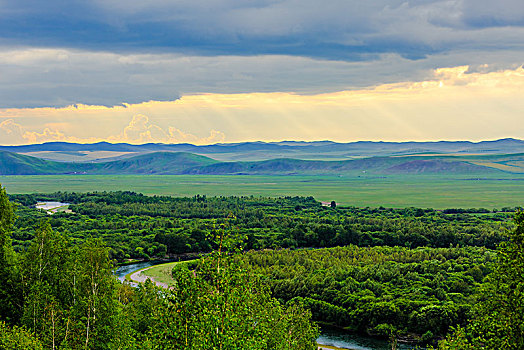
10;192;514;262
0;187;318;349
442;207;521;214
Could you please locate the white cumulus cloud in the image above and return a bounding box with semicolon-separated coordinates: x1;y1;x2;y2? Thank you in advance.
110;114;226;144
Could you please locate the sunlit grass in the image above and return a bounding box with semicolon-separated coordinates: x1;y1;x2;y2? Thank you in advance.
141;262;178;285
2;174;524;209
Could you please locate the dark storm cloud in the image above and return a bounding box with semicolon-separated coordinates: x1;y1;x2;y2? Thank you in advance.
0;0;523;108
460;0;524;28
0;0;522;60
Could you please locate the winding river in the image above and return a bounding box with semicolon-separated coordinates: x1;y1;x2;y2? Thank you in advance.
114;262;415;350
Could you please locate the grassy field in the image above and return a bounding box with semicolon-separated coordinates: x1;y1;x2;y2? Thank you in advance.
1;174;524;209
141;262;179;285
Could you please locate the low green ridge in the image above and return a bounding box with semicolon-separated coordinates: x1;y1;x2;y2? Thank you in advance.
1;149;522;175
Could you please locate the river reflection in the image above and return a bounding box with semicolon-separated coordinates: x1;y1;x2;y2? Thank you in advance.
317;326;418;350
114;260;164;283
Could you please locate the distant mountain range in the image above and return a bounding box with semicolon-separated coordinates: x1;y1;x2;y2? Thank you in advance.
0;152;217;175
1;138;524;163
1;143;523;175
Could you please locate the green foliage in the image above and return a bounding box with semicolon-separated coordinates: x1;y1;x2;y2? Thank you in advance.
171;254;312;349
421;330;434;345
0;185;15;246
438;212;524;349
9;192;512;261
127;249;318;349
2;190;522;347
0;184;21;324
1;189;319;349
242;245;493;343
72;239;120;349
20;223;71;349
0;321;43;350
436;326;477;350
17;221;121;349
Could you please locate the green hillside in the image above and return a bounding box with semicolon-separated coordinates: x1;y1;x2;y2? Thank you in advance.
4;139;524;162
182;157;404;175
95;152;219;174
0;151;219;175
182;156;502;175
0;150;513;175
0;151;85;174
383;159;500;174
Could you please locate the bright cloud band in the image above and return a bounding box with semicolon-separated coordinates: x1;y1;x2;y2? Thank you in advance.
1;66;523;145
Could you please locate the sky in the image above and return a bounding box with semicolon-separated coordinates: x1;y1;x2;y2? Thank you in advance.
0;0;523;145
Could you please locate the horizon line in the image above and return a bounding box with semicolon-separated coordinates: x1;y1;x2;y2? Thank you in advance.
0;137;522;148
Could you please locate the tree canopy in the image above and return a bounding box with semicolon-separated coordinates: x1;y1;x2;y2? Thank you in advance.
439;211;524;349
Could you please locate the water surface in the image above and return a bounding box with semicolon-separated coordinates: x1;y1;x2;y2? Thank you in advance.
318;326;417;350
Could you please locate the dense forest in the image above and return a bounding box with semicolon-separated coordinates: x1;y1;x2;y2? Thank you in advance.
10;191;516;261
0;186;318;349
1;189;523;348
242;245;492;344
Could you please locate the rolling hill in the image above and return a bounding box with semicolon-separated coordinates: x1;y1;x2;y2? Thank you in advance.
1;138;523;162
95;152;219;174
0;151;218;175
0;151;87;175
382;159;499;174
0;150;512;175
182;157;503;175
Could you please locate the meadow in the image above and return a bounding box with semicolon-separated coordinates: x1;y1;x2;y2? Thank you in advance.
141;261;182;286
1;173;524;209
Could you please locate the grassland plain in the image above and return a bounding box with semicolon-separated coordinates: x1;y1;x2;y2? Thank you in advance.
140;261;183;285
2;173;524;208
